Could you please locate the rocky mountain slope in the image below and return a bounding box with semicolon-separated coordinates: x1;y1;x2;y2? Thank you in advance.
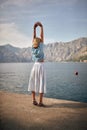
0;44;31;62
0;37;87;62
44;37;87;62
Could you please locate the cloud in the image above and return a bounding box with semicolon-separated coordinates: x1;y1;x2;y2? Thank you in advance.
0;0;46;23
0;0;44;8
0;0;30;8
0;0;80;21
0;0;79;8
0;23;31;48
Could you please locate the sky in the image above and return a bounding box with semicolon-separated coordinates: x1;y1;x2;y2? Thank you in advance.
0;0;87;48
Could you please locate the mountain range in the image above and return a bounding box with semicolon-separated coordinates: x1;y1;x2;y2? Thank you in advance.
0;37;87;62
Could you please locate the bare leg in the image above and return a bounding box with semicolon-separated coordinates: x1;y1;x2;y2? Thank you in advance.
39;93;43;103
32;91;35;101
39;93;45;107
32;91;38;105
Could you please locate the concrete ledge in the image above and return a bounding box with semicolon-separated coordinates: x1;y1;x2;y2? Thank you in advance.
0;90;87;130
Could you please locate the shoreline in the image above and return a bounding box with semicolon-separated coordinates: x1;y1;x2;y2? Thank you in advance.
0;61;87;63
0;90;87;130
1;89;87;103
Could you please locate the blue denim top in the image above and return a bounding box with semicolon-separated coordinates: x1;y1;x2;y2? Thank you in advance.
32;43;44;62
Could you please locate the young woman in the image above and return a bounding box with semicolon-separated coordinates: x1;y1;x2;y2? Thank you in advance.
28;22;46;107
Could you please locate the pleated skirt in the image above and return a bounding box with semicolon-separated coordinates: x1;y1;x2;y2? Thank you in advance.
28;62;46;93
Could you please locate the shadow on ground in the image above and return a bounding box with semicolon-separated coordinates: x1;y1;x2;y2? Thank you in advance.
45;102;87;109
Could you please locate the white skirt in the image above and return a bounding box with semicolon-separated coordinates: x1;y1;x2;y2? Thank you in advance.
28;62;46;93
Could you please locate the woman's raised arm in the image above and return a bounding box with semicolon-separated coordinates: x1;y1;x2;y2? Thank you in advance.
33;22;44;43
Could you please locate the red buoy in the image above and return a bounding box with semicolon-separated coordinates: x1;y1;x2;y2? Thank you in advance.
75;71;78;75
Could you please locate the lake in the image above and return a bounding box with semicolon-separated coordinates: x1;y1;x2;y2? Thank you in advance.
0;62;87;103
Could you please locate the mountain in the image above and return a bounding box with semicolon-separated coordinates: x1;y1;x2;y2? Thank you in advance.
0;37;87;62
0;44;32;62
44;37;87;62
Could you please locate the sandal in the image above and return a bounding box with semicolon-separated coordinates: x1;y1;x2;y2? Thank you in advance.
33;100;38;106
38;102;45;107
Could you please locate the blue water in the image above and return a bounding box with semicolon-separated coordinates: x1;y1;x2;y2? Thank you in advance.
0;62;87;103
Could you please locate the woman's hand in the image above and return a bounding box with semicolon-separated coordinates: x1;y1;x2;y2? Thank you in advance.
34;22;43;29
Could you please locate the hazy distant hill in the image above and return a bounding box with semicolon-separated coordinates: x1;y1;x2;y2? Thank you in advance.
0;37;87;62
0;44;31;62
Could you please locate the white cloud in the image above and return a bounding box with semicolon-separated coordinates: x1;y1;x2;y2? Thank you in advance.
0;0;44;8
0;0;79;8
0;23;32;48
0;0;30;8
0;23;56;47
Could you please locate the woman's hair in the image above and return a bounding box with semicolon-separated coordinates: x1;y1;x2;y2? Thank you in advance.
33;37;42;48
